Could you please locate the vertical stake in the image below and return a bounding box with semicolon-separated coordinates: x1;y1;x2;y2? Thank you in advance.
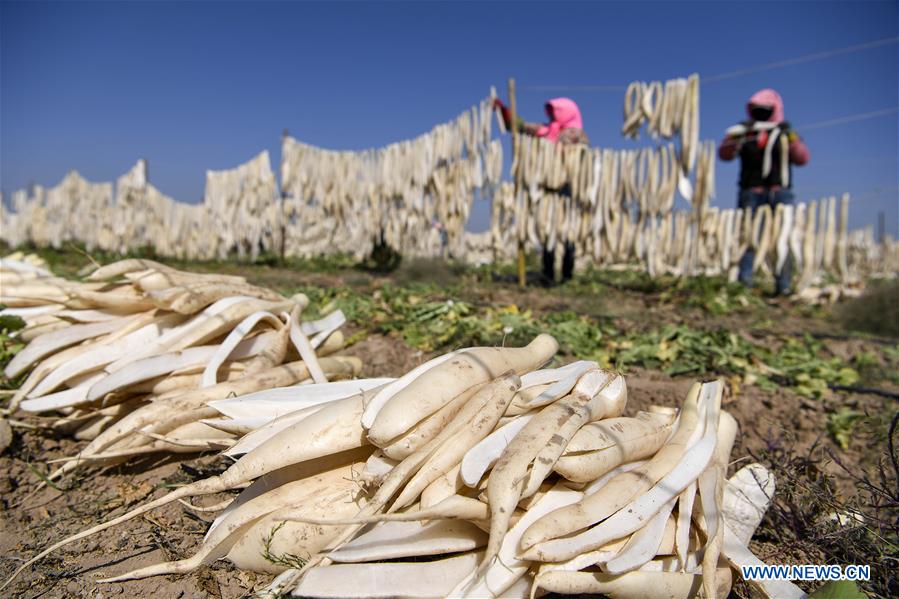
508;77;526;289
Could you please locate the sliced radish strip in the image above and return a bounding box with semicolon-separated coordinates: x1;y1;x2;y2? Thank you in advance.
675;481;697;563
518;361;598;409
87;346;219;402
329;520;486;563
200;311;282;388
28;320;175;398
519;360;595;389
722;463;775;545
285;310;328;384
20;373;105;412
0;305;62;321
605;497;676;574
104;296;252;371
209;378;393;420
453;484;582;598
461;413;535;487
722;526;807;599
6;316;135;378
293;552;481;599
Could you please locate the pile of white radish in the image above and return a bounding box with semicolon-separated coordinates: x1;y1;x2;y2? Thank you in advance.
2;330;804;599
0;256;357;480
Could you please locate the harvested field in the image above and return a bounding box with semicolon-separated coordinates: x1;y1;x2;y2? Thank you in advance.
1;247;896;598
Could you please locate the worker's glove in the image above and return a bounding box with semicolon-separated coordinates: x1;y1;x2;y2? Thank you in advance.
492;98;513;130
721;136;745;154
779;121;794;137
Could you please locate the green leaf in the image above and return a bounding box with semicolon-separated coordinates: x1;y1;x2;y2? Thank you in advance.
826;408;865;450
0;314;26;333
809;580;866;599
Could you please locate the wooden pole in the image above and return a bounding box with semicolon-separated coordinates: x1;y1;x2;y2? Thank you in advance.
878;211;886;244
509;77;526;288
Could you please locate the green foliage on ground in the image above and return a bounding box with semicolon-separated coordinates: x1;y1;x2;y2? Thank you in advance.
1;245;884;402
809;581;866;599
298;281;860;398
826;408;866;450
659;275;765;315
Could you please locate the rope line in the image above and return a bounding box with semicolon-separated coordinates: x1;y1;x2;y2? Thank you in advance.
702;36;899;82
798;106;899;131
520;36;899;92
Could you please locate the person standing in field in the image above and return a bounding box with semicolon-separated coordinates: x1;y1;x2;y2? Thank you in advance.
719;88;810;296
493;97;589;286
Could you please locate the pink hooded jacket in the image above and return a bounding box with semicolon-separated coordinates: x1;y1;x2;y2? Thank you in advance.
747;88;785;123
720;88;809;165
534;98;586;144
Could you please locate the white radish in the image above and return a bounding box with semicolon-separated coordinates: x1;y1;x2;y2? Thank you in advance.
534;568;732;599
553;411;676;482
25;314;185;399
483;369;621;570
223;382;383;457
522;371;625;497
517;382;703;554
390;373;520;510
460;412;535;487
453;483;582;598
99;460;369;581
363;450;400;480
200;310;283;387
285;307;328;384
361;350;463;429
420;463;464;508
722;529;807;599
209;378;392;421
5;316;137;378
19;374;105;412
604;497;677;574
367;334;558;446
698;410;737;599
513;360;598;410
329;519;487;563
378;384;480;459
86;346;219;402
292;552;482;599
675;482;697;564
522;381;720;562
722;463;775;545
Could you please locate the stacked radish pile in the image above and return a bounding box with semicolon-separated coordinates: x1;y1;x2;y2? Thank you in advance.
0;256;356;480
4;332;802;598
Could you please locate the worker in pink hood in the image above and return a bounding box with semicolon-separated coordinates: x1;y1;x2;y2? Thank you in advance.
494;97;589;145
493;96;589;284
719;88;810;296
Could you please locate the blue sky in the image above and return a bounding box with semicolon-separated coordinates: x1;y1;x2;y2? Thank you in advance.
1;0;897;234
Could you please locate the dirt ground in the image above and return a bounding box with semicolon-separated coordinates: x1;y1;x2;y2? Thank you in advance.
1;256;896;598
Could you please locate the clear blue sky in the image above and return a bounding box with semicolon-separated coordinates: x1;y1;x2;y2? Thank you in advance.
2;1;897;234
